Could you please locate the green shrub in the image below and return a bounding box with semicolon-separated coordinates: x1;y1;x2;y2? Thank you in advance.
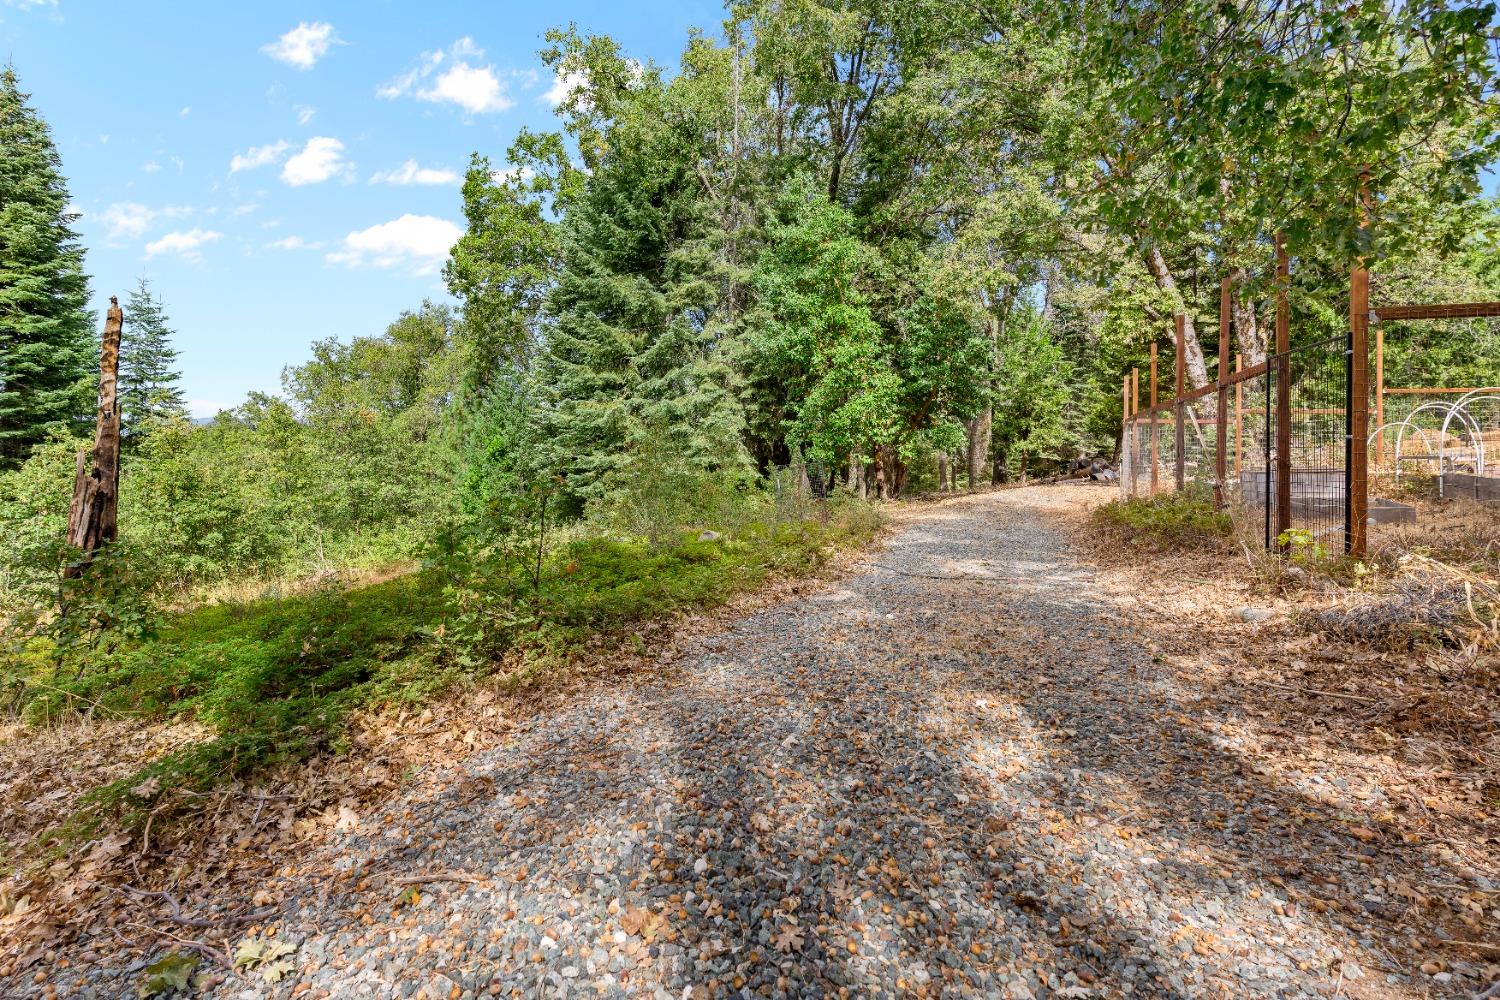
6;484;881;844
1093;490;1232;551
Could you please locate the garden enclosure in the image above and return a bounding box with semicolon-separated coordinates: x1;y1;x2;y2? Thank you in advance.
1119;255;1500;559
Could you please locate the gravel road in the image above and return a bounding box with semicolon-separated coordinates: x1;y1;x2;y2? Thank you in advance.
69;485;1446;999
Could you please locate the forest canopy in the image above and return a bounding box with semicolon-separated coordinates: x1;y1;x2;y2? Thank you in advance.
1;0;1497;612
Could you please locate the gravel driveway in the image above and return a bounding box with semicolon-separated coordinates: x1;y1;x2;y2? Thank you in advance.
165;487;1435;999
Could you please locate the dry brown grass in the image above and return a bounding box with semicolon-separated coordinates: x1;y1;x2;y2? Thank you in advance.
1042;482;1500;916
1370;498;1500;574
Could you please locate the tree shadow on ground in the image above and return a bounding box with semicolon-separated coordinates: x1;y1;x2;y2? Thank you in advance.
212;498;1484;999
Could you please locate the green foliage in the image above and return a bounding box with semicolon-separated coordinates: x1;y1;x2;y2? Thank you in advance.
1277;527;1328;565
0;433;81;619
1094;491;1233;552
746;178;989;476
539;67;750;504
0;66;94;468
119;277;186;437
4;481;879;837
1073;0;1499;264
444;153;558;380
992;309;1076;470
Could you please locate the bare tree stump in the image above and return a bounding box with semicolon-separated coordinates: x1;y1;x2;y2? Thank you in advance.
64;295;123;576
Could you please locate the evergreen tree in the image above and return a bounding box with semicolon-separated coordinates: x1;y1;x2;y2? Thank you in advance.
120;277;187;435
0;65;94;467
539;74;749;506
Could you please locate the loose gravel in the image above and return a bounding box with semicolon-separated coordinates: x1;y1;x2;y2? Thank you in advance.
58;487;1455;998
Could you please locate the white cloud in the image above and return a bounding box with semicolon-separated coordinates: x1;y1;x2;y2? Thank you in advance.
230;140;291;173
543;69;587;107
2;1;58;9
100;202;155;238
326;214;461;274
145;228;221;260
179;106;191;117
295;104;317;125
370;160;459;186
425;63;511;113
261;21;339;70
141;161;161;174
268;235;322;251
450;36;482;58
62;202;82;220
161;204;195;219
187;399;228;419
280;136;350;186
379;39;513;115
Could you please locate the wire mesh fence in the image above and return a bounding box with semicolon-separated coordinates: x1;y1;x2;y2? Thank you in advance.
1227;367;1275;549
1284;336;1348;549
1117;289;1500;561
1120;335;1349;557
1368;313;1500;548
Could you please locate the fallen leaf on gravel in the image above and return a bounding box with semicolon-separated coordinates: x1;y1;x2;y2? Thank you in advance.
137;952;198;997
234;936;296;970
260;958;295;983
333;801;360;831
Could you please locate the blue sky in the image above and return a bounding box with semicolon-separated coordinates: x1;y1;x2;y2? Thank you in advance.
0;0;721;416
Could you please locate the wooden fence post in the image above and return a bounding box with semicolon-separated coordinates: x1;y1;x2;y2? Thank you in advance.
1274;236;1293;549
1215;277;1230;508
65;295;123;575
1174;314;1186;492
1122;376;1131;496
1348;176;1372;557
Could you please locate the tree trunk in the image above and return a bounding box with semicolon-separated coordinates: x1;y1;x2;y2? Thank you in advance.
848;452;865;499
65;296;123;575
1041;258;1060;325
937;453;949;493
1229;266;1266;364
991;457;1004;485
891;454;907;498
873;445;887;499
1142;242;1211;390
965;409;991;490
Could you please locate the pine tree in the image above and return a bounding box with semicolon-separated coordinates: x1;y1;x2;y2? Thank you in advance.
0;64;94;468
120;276;187;436
539;80;749;505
